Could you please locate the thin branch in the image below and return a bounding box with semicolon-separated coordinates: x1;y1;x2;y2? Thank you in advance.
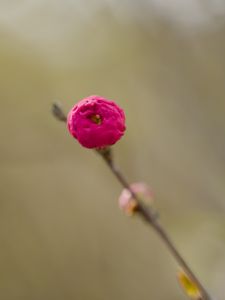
100;149;212;300
52;104;213;300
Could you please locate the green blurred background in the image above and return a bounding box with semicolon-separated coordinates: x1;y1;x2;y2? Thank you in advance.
1;1;225;299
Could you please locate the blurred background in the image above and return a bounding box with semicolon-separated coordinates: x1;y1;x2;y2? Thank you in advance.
1;0;225;299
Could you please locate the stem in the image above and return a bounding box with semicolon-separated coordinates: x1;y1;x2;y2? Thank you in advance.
52;104;212;300
101;150;212;300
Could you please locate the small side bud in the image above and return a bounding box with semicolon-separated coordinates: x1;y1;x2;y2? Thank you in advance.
118;182;154;216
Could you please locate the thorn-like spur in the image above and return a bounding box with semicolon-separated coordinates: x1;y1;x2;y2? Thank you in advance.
52;101;67;122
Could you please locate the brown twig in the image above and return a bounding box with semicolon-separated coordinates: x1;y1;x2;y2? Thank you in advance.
52;104;213;300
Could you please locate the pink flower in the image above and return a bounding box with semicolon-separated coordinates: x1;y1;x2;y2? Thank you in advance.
118;182;154;216
67;95;126;149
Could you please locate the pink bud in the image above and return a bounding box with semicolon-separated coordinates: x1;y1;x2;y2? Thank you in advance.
67;95;126;149
118;182;154;216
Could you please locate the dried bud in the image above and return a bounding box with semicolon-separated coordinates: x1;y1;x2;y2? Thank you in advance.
177;270;203;300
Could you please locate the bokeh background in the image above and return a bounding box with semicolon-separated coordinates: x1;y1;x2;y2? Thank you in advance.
1;1;225;299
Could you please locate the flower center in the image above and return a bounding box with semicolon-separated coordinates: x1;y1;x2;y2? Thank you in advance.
90;114;102;125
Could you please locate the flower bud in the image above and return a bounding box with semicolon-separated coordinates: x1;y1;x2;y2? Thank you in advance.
118;182;154;216
67;95;126;149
